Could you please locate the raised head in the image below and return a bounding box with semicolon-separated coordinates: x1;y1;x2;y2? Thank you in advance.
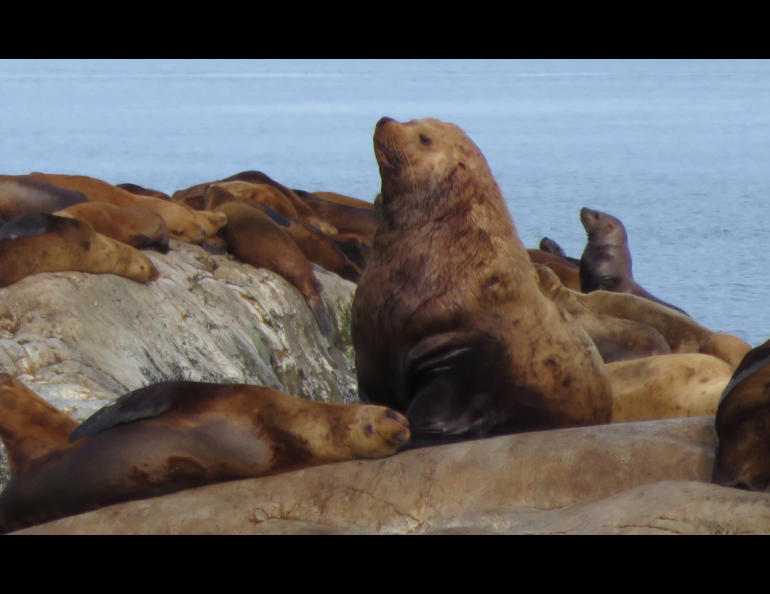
580;208;627;243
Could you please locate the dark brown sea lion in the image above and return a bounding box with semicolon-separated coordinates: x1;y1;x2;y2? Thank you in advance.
579;208;688;315
294;190;378;238
55;203;170;254
214;202;333;336
713;340;770;492
205;186;362;283
311;191;375;210
115;183;173;201
534;264;671;363
538;237;581;267
352;117;612;447
0;375;410;533
0;175;88;220
0;213;159;288
212;181;299;219
332;234;372;270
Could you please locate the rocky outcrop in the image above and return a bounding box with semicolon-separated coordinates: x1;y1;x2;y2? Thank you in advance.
0;241;358;489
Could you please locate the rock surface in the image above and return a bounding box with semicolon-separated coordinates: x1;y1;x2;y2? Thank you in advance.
0;241;358;489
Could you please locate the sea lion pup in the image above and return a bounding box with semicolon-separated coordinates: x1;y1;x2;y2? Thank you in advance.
0;213;159;288
311;191;376;210
214;202;334;337
713;340;770;492
26;173;223;245
576;291;751;368
352;117;612;446
211;181;300;219
579;207;688;315
0;376;410;533
606;353;734;423
115;183;173;201
0;175;88;220
294;189;378;238
205;186;362;283
55;203;170;254
534;264;670;363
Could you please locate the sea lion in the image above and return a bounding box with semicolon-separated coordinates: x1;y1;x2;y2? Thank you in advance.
115;183;173;201
534;264;671;363
294;190;378;238
539;237;581;267
0;175;88;220
352;116;612;446
332;234;372;270
55;203;170;254
26;173;223;245
528;250;581;292
311;191;375;210
713;340;770;492
0;213;159;288
576;291;751;368
0;375;410;532
205;186;361;283
606;353;734;423
579;207;688;315
211;181;299;219
214;202;333;336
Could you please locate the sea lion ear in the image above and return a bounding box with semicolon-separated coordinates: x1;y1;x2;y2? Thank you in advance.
458;162;467;170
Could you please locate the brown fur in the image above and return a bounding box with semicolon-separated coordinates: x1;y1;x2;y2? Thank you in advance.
55;203;170;253
294;190;378;237
0;213;159;288
0;377;409;532
212;181;299;219
352;117;612;445
311;191;375;210
115;183;173;201
0;175;88;220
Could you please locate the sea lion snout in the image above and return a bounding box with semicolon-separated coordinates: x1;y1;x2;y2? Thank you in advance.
376;116;395;130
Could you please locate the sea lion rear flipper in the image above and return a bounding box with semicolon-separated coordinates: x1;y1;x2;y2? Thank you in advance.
0;374;79;473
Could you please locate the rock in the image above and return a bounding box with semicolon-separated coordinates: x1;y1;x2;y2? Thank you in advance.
0;241;358;489
16;417;724;535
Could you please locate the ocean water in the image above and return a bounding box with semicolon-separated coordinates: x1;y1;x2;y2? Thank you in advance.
1;59;768;345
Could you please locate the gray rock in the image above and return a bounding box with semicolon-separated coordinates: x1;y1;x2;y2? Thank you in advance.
0;241;358;489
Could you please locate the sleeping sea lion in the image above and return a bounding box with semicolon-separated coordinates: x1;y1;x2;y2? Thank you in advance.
115;183;173;201
311;191;375;210
0;213;159;288
539;237;581;267
0;175;88;221
352;117;612;446
579;208;688;315
211;181;299;219
294;190;378;238
0;375;409;532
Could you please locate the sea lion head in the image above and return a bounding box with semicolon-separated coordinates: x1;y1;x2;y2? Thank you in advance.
580;208;627;244
341;406;410;458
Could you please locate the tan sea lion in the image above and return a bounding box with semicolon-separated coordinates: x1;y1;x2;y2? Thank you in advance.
0;175;88;220
576;291;751;367
294;189;378;238
27;173;223;245
0;213;159;288
352;117;612;446
115;183;173;201
713;340;770;492
55;203;170;254
311;191;375;210
534;264;671;363
528;250;582;292
215;201;334;336
0;375;410;533
211;181;299;219
607;353;734;423
579;208;688;315
539;237;581;267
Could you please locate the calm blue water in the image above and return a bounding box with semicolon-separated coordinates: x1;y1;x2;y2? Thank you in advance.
1;59;768;345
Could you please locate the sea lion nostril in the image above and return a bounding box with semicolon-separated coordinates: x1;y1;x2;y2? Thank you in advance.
376;117;395;130
385;409;402;421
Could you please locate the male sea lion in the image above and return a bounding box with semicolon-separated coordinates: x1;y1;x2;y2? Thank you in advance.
352;117;612;445
0;213;159;288
27;173;223;245
55;203;170;254
311;191;375;210
534;264;671;363
606;353;734;423
576;290;751;368
579;207;688;315
115;183;173;201
713;340;770;492
0;175;88;221
214;202;334;336
294;190;378;238
0;375;410;532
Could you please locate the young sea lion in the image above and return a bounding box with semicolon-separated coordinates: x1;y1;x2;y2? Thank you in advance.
0;175;88;220
579;208;688;315
0;213;159;288
713;340;770;492
352;117;612;446
0;375;410;532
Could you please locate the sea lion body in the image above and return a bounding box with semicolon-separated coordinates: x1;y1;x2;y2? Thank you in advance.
714;340;770;492
115;183;173;201
0;376;409;532
295;190;378;238
0;213;159;288
528;250;581;291
212;181;299;219
55;203;170;254
606;353;734;423
0;175;88;220
579;207;687;315
311;191;375;210
353;117;612;445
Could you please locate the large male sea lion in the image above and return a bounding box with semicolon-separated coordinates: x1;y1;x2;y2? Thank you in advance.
55;203;170;254
713;340;770;492
0;175;88;220
0;213;159;288
579;207;688;315
352;117;612;445
0;375;410;532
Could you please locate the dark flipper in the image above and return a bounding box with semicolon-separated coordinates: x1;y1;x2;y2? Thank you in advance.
0;213;75;242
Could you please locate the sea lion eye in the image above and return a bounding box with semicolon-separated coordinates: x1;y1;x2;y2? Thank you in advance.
419;135;432;146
